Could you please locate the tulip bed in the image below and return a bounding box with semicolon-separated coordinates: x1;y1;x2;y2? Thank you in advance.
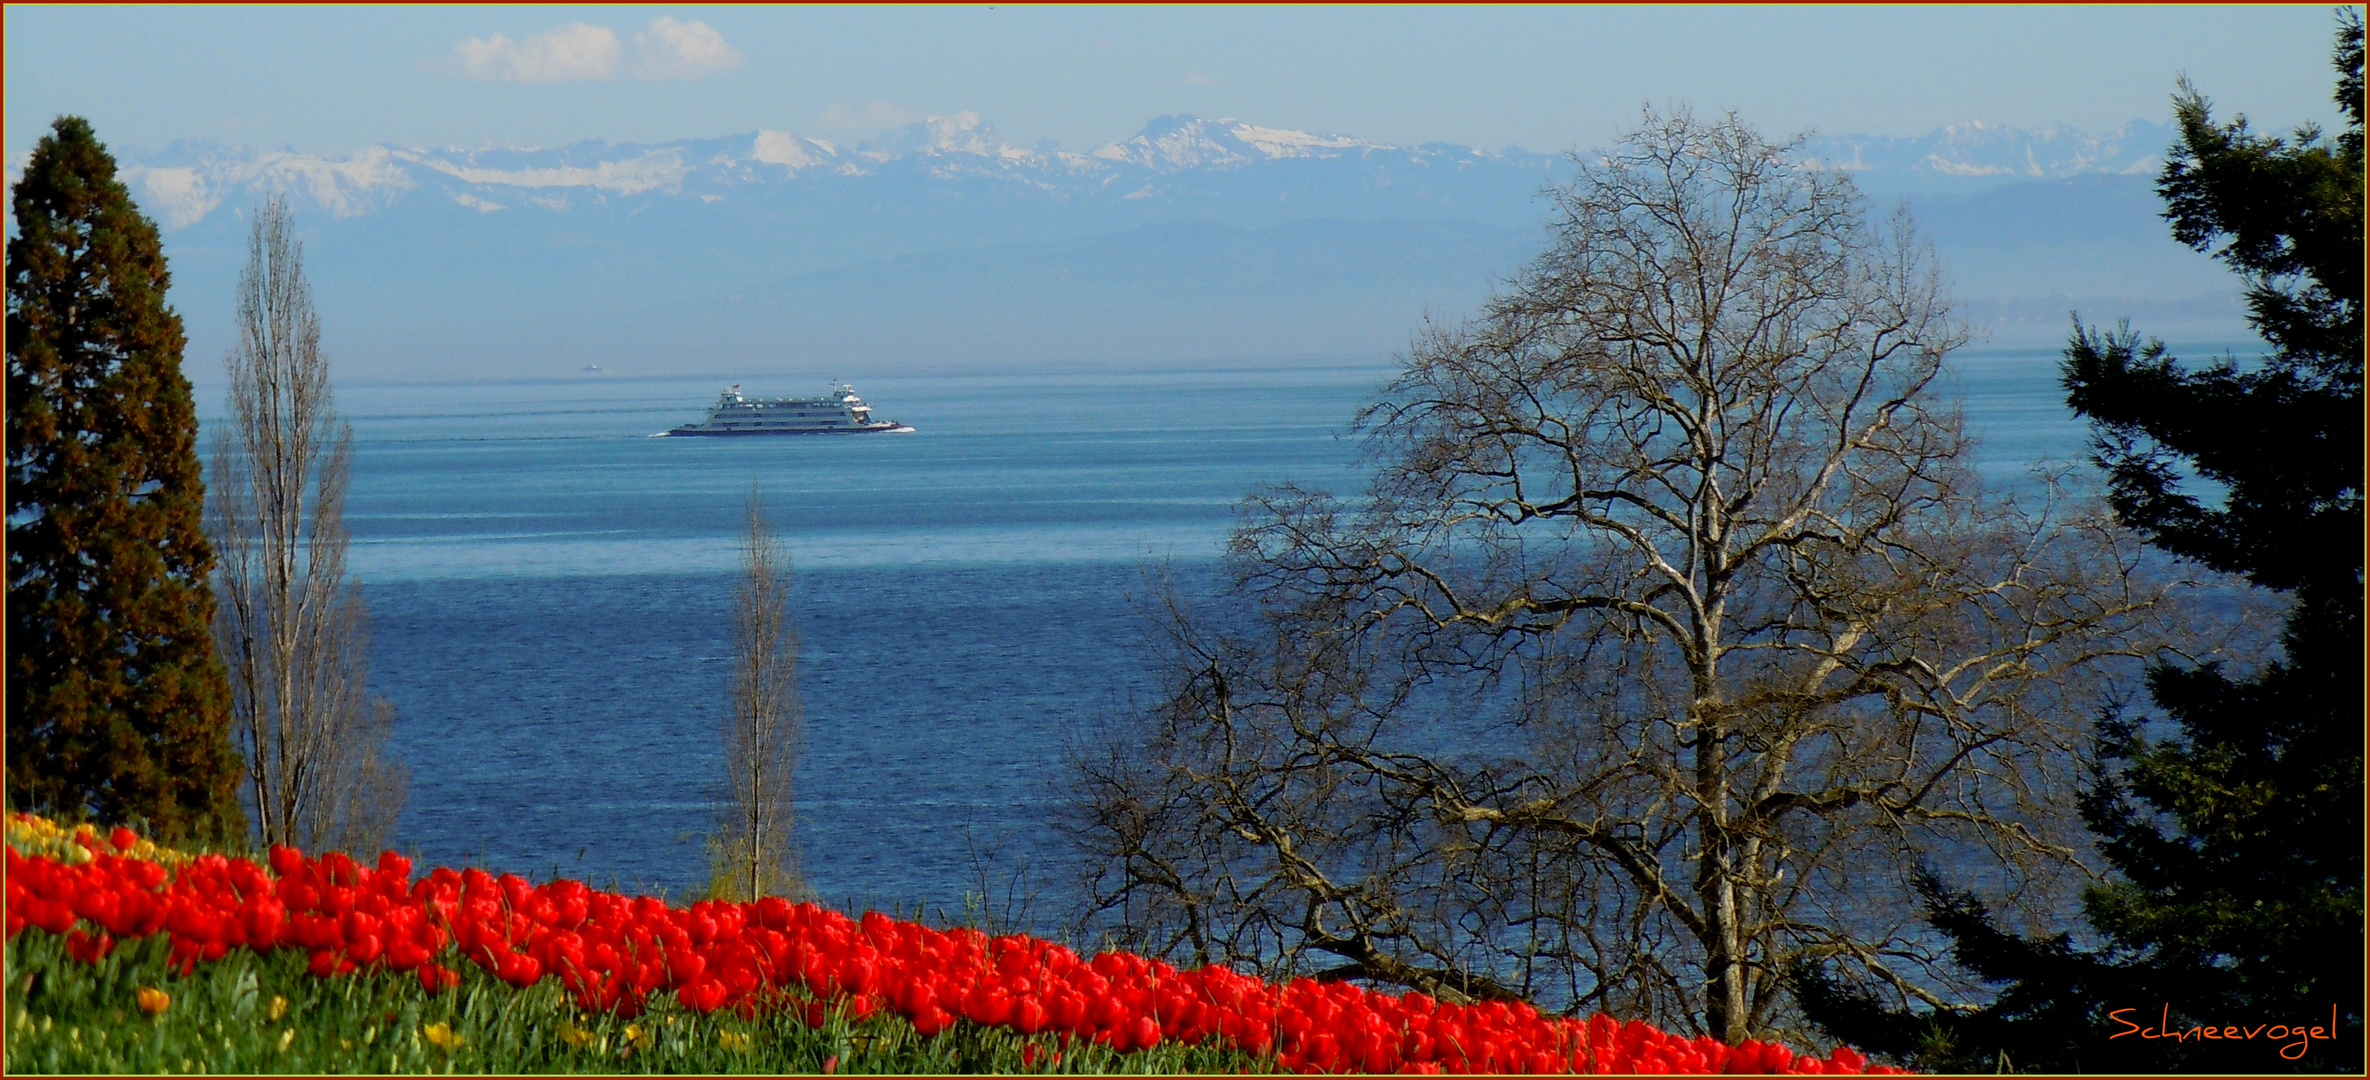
4;816;1903;1074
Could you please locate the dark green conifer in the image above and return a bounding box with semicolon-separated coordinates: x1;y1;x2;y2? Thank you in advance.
1797;13;2363;1072
6;116;244;841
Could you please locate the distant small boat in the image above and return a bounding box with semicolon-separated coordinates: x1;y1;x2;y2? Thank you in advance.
660;383;915;436
583;364;605;373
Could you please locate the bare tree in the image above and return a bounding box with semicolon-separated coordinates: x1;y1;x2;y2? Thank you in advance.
209;194;405;854
709;487;804;901
1069;111;2181;1044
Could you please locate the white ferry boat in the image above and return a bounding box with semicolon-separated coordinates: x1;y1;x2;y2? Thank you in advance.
661;383;914;436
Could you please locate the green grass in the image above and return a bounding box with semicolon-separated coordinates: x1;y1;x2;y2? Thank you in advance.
2;930;1272;1075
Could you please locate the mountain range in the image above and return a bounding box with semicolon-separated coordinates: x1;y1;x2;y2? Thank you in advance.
41;113;2253;382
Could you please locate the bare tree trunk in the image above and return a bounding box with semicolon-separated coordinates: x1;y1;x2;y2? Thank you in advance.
712;486;803;901
209;194;406;855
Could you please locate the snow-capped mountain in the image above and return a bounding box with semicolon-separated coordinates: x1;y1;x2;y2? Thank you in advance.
113;114;1549;236
101;113;2188;236
30;114;2244;381
1090;114;1397;171
1799;119;2174;195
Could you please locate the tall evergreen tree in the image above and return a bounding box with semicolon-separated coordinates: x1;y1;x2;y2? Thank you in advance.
1796;14;2364;1072
6;116;243;841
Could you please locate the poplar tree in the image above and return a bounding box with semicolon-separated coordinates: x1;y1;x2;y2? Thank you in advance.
6;116;243;840
210;195;406;855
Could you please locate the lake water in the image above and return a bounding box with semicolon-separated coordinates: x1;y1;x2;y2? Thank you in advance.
239;345;2183;917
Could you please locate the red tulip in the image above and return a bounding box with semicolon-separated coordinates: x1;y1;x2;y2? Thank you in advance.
498;951;544;988
35;897;76;936
680;977;729;1013
63;928;113;964
419;962;461;994
1013;995;1049;1034
911;1006;956;1037
387;938;430;971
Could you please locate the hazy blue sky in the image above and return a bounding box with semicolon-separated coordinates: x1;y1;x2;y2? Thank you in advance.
5;5;2355;160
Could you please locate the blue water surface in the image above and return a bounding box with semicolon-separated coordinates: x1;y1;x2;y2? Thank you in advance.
246;345;2197;915
335;362;1381;911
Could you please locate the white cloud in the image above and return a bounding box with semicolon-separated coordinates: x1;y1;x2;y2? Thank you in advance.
452;23;621;82
629;17;742;79
449;18;739;83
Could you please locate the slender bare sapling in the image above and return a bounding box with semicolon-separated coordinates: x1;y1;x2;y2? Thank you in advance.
712;487;804;901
